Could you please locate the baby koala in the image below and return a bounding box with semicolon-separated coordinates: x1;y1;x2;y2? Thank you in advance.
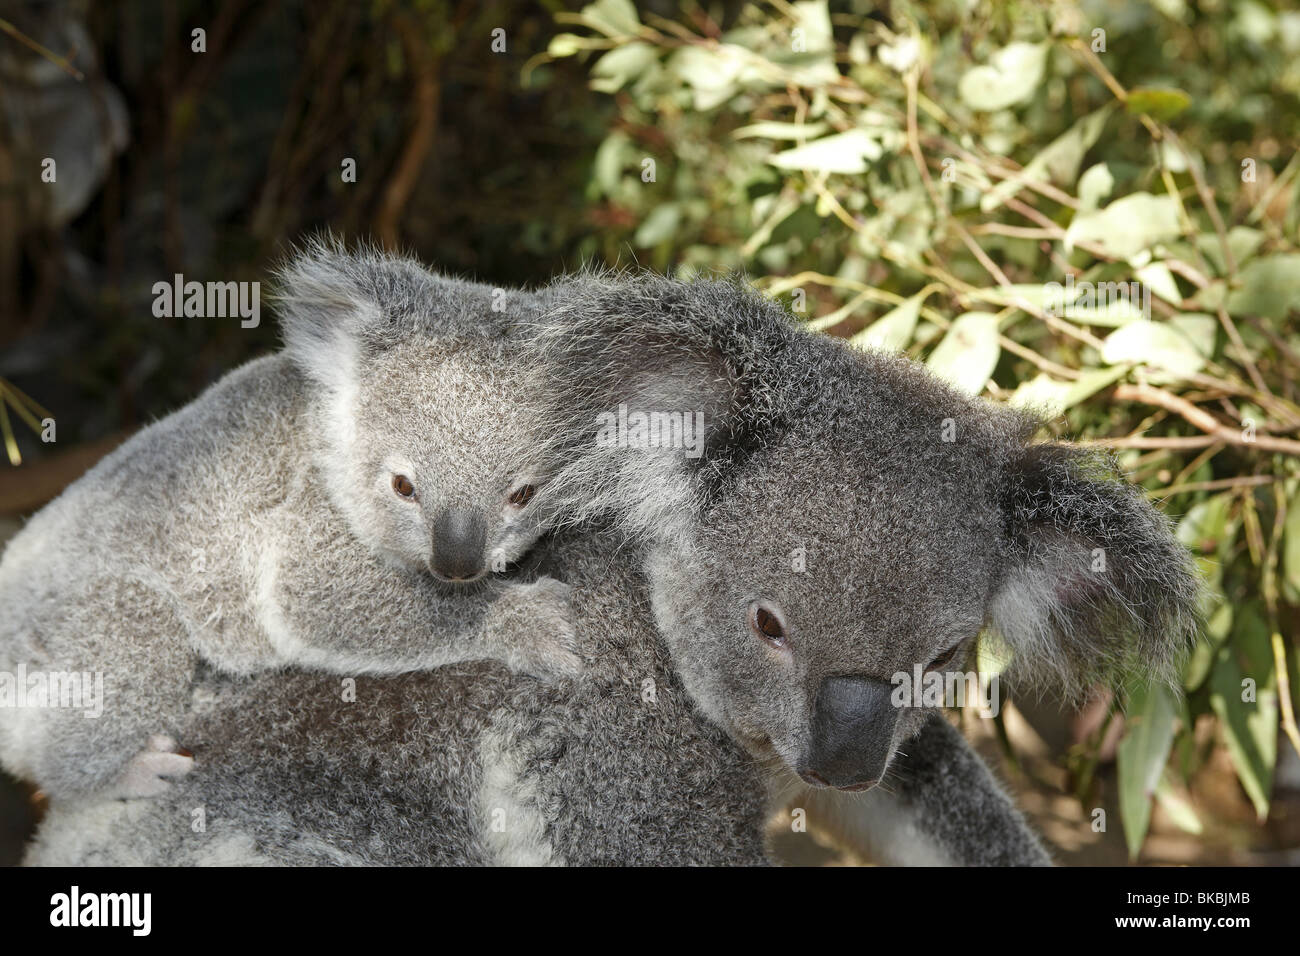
0;242;578;800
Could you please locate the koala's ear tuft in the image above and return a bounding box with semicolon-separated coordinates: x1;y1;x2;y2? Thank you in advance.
273;238;385;391
989;443;1203;698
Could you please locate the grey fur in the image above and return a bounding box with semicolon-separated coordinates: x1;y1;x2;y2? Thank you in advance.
0;242;578;800
25;526;1046;866
21;269;1197;865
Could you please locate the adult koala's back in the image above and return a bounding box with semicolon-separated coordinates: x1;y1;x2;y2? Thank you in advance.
25;524;771;866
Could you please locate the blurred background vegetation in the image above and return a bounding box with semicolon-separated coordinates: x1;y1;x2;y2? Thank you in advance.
2;0;1299;864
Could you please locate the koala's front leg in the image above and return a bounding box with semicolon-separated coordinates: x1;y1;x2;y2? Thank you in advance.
789;715;1051;866
473;576;581;682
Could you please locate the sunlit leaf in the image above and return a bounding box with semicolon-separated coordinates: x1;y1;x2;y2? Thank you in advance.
958;42;1048;111
1065;193;1182;260
1117;681;1179;860
768;129;884;175
1209;604;1277;821
1101;320;1206;380
848;292;926;352
1126;86;1191;121
926;312;1000;395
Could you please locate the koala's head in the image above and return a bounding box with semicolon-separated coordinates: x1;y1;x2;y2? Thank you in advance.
276;240;556;583
540;273;1201;793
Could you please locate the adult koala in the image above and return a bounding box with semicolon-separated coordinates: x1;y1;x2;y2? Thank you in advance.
24;272;1199;866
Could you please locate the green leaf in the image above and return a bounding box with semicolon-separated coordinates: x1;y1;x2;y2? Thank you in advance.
1135;263;1182;306
1208;604;1277;821
590;131;632;197
1167;313;1216;357
979;107;1111;213
925;312;1001;395
589;42;659;94
633;203;681;247
547;33;587;58
580;0;641;37
734;121;830;140
1117;681;1179;860
1101;320;1206;380
668;46;746;110
1225;254;1300;320
1197;227;1266;276
1176;493;1234;555
1154;775;1203;835
1125;86;1191;121
958;42;1048;112
1007;365;1128;416
848;292;926;352
1283;485;1300;603
1077;162;1114;211
768;129;884;175
1185;603;1232;691
1065;192;1182;260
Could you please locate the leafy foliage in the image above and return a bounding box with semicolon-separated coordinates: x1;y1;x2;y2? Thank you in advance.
549;0;1300;858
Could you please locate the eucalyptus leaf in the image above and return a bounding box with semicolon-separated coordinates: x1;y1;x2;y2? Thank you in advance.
958;42;1048;112
1208;605;1277;821
1117;681;1179;860
1225;254;1300;320
1101;320;1206;380
1065;193;1182;260
768;129;884;175
926;312;1001;395
848;292;927;352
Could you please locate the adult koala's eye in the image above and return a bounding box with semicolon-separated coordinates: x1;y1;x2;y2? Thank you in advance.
749;601;788;648
926;642;962;672
392;475;417;499
508;484;537;508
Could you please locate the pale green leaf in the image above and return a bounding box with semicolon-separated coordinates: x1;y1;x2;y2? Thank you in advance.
1065;193;1182;260
926;312;1001;395
1225;254;1300;320
1101;320;1206;380
1008;365;1128;416
734;121;830;140
768;129;884;175
1117;681;1179;860
1209;603;1277;821
848;292;927;352
958;42;1048;112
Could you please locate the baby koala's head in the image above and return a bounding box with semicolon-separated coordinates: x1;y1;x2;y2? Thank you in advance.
276;240;556;584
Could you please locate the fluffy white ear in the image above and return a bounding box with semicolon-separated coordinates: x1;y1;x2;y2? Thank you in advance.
273;241;381;392
533;276;749;543
988;443;1202;698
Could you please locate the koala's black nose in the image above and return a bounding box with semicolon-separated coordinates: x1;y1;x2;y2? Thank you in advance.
430;508;488;582
802;675;899;791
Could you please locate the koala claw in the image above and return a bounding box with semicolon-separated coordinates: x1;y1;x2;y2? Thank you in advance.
510;577;582;682
110;734;195;799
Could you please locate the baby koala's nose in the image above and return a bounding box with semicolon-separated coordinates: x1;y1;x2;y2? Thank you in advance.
430;508;488;582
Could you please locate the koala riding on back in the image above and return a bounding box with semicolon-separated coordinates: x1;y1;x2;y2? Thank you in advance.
0;243;578;800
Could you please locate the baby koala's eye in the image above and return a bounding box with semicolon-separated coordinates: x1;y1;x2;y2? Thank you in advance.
508;484;537;508
749;601;788;648
392;475;417;500
926;642;963;673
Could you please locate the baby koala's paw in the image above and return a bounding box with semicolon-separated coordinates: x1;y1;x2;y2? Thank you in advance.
110;734;195;799
507;577;582;682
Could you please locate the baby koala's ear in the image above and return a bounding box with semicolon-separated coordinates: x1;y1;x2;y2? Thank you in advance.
274;241;382;391
532;275;748;541
988;442;1203;698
